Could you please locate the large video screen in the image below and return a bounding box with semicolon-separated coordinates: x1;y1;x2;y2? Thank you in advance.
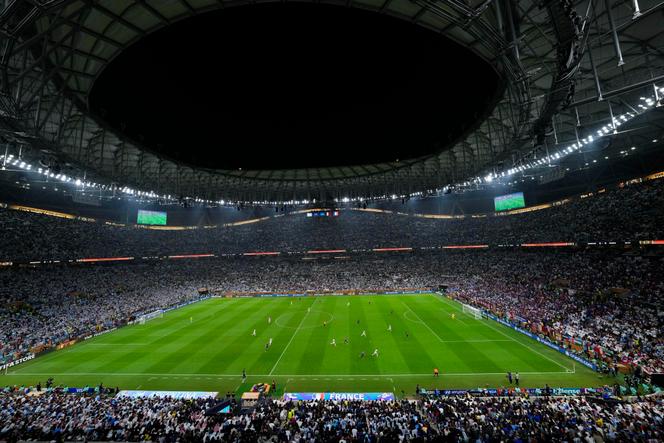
494;192;525;212
137;210;167;225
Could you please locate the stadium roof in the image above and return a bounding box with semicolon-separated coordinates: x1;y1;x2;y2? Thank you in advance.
1;0;663;203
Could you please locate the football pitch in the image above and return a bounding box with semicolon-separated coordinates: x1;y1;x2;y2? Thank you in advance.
3;294;608;396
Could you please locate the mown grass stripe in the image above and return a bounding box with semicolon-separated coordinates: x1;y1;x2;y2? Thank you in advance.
269;298;317;375
3;294;600;395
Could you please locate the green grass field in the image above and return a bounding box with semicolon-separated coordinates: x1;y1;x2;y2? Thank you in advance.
2;294;611;396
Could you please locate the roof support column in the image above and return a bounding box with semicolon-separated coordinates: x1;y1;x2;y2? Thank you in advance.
586;28;603;100
504;0;520;62
603;0;625;66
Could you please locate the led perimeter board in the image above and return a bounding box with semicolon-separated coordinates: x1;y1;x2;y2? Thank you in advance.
494;192;525;212
137;210;167;225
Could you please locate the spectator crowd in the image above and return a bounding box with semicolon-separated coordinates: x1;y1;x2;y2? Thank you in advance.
0;177;662;261
0;389;662;442
421;394;663;442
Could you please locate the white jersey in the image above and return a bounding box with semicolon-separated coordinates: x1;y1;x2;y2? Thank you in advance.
252;329;256;336
372;349;379;356
361;330;366;337
331;339;336;346
388;325;392;332
269;338;273;346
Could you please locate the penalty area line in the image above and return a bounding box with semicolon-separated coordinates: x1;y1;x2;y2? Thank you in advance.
436;296;573;372
401;301;446;344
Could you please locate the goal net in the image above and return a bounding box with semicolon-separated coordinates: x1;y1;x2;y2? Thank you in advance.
139;309;164;324
461;304;483;319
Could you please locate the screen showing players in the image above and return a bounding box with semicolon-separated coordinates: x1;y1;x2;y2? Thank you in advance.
494;192;525;212
137;209;167;225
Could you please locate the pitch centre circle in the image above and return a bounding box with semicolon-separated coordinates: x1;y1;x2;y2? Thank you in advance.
274;309;334;329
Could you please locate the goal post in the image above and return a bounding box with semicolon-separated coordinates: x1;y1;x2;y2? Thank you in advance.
461;304;483;319
138;309;164;324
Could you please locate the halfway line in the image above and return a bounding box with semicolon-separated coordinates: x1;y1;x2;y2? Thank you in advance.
268;298;317;375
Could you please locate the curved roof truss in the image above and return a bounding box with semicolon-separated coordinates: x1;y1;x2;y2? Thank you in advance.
0;0;662;203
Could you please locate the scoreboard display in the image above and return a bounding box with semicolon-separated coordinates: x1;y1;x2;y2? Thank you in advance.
306;210;339;218
494;192;526;212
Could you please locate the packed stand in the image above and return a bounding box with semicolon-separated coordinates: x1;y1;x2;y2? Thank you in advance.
451;251;664;375
1;389;662;442
1;178;663;261
421;394;663;442
0;389;434;442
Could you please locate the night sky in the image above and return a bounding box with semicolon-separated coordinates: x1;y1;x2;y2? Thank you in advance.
89;3;500;170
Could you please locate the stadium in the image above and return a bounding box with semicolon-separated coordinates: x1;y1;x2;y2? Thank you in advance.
0;0;663;441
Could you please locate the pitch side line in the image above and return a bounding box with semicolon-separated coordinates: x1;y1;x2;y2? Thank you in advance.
5;370;571;377
478;317;574;372
436;296;573;372
268;298;318;375
437;295;477;318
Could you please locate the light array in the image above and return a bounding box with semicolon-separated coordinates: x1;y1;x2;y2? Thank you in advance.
477;90;663;187
0;89;661;206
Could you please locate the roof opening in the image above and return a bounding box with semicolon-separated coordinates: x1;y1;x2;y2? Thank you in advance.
89;3;500;170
